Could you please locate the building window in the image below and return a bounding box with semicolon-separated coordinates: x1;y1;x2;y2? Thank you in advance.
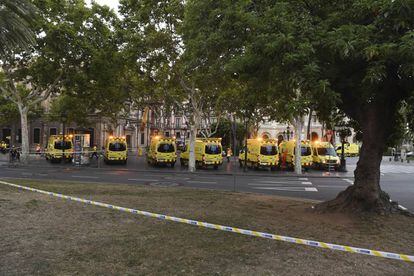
140;132;145;145
176;132;181;138
33;128;41;144
67;128;74;135
313;115;318;123
175;117;181;129
49;128;57;136
187;132;190;138
165;131;170;137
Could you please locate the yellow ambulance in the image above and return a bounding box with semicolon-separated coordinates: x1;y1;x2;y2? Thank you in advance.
336;143;359;157
239;138;279;170
104;136;128;164
180;138;223;169
147;136;177;167
0;140;8;153
45;135;74;163
311;141;340;170
278;140;313;170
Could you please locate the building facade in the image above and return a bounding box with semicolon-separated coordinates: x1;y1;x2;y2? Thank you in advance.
1;107;359;151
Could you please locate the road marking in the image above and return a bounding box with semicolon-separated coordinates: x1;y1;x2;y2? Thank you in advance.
342;178;354;185
301;181;312;185
195;176;227;180
254;180;302;184
252;187;318;192
316;185;350;189
299;178;308;181
71;175;99;179
187;180;218;184
128;178;159;182
251;178;302;182
248;183;301;186
163;176;190;180
399;205;408;211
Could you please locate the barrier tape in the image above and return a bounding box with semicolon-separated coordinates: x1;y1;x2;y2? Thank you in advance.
1;180;413;263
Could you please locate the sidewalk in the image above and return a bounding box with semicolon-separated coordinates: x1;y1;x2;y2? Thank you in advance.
0;154;353;179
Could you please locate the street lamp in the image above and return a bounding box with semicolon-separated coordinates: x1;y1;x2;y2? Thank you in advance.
335;126;352;172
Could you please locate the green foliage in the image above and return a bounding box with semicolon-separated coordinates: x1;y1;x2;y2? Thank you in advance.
48;94;90;126
0;0;37;56
32;0;127;119
119;0;185;111
0;99;19;124
210;118;245;150
184;0;414;146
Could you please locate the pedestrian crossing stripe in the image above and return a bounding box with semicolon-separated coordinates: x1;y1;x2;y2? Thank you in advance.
0;180;413;263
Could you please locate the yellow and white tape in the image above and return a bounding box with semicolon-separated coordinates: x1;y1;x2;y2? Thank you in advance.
1;180;413;263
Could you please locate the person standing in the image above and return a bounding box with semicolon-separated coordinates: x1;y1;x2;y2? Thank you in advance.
226;148;232;162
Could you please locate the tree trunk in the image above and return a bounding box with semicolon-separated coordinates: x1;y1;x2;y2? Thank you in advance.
188;111;200;173
316;105;400;214
306;109;312;140
294;117;303;175
232;117;237;157
18;105;30;164
188;124;197;172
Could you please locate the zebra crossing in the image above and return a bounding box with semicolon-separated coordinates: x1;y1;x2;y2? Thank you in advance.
248;177;318;192
348;164;414;175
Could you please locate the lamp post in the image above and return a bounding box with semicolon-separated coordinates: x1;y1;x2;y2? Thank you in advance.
61;111;68;163
336;126;351;172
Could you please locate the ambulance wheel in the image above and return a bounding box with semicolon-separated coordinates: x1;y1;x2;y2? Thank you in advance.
239;160;243;167
213;165;218;170
270;166;277;171
171;162;175;168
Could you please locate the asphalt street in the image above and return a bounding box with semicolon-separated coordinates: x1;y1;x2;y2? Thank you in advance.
1;155;413;211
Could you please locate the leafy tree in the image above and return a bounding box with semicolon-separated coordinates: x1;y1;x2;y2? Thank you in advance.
211;118;245;151
120;0;231;172
310;0;414;213
0;0;124;161
183;0;414;213
48;94;90;127
0;0;37;56
0;99;19;125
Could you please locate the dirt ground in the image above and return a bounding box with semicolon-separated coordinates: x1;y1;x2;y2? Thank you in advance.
0;179;413;275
